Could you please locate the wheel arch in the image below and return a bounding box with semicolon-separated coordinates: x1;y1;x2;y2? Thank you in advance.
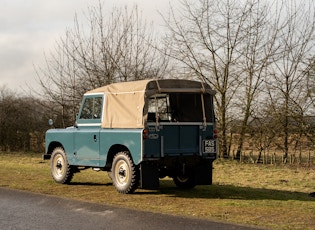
105;144;131;170
47;141;64;155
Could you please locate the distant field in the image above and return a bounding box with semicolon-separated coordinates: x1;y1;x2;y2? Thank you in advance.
1;152;315;229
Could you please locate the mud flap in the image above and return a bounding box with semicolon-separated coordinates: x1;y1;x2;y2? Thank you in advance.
140;162;160;190
194;161;213;185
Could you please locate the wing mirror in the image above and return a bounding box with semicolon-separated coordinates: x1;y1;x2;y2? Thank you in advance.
48;119;55;128
48;119;54;126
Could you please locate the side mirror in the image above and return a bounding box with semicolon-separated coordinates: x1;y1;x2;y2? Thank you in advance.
48;119;54;126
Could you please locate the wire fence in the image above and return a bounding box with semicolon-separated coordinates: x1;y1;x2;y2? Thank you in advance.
227;149;315;166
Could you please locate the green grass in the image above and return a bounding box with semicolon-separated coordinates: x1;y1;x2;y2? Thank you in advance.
1;152;315;229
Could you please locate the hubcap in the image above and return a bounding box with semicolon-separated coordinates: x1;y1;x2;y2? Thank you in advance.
177;176;189;183
52;154;65;179
115;159;129;186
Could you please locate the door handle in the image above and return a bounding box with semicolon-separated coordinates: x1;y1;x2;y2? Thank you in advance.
94;135;97;142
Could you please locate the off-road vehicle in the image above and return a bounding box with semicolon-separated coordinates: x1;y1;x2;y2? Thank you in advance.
43;79;218;194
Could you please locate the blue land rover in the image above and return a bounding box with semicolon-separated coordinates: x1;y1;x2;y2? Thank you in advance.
43;79;218;194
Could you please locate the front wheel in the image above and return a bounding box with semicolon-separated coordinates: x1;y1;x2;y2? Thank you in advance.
50;147;74;184
173;174;196;189
111;152;139;194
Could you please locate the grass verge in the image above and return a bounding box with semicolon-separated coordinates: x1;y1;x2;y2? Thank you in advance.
1;152;315;229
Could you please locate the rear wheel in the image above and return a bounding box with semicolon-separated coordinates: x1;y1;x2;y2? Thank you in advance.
50;147;74;184
111;152;139;194
173;174;196;189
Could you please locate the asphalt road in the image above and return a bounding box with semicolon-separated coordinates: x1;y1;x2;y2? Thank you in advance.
0;187;260;230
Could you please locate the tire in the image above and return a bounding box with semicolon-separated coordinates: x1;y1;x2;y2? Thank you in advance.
173;174;196;189
111;152;139;194
50;147;74;184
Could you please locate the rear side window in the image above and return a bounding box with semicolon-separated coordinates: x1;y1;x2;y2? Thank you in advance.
148;94;171;121
79;96;103;119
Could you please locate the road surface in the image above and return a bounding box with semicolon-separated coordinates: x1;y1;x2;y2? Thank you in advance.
0;187;260;230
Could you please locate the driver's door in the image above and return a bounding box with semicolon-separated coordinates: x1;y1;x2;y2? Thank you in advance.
74;94;104;167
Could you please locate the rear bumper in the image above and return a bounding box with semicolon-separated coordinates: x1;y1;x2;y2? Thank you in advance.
139;158;214;190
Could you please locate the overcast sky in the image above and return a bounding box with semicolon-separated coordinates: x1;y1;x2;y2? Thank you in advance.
0;0;171;94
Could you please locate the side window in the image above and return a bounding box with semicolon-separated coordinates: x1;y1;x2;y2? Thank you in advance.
79;96;103;119
148;94;171;121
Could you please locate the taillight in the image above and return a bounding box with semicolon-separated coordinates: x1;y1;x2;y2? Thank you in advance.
214;129;218;139
143;129;149;140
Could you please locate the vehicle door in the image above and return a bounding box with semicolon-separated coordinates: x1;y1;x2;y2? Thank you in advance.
74;94;104;166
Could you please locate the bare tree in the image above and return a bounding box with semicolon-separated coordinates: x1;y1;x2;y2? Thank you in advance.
163;0;271;157
36;2;169;127
163;0;315;159
265;0;315;162
232;1;284;159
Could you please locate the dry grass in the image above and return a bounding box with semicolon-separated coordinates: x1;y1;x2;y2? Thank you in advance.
1;152;315;229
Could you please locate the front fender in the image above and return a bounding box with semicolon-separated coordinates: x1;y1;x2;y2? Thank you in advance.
45;127;75;163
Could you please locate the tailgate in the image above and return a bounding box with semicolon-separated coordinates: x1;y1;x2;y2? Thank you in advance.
144;123;217;158
160;124;200;156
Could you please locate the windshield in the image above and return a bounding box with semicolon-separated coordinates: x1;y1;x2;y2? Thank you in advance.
79;96;103;120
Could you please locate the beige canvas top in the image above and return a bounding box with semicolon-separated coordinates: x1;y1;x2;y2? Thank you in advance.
85;79;215;128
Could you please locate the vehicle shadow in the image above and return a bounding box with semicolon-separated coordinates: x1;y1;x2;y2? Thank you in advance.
137;182;314;202
70;182;113;186
69;181;314;202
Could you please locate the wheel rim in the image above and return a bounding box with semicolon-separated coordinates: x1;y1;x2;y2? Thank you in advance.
114;159;130;186
52;154;65;179
176;176;189;183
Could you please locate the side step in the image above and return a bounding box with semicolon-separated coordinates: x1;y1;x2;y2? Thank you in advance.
42;154;51;160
